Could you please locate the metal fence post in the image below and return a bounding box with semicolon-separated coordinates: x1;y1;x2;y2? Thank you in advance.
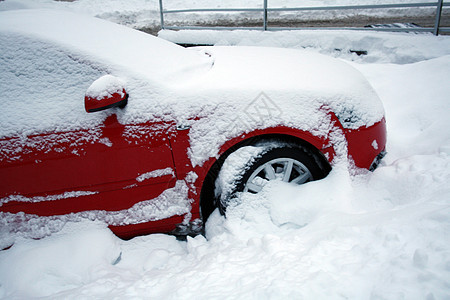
263;0;268;30
434;0;444;35
159;0;165;30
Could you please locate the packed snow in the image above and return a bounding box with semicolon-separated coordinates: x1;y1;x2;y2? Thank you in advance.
0;2;450;300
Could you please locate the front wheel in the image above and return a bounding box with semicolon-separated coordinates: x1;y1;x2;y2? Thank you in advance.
215;143;330;213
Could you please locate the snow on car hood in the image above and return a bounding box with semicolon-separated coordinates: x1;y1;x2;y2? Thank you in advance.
117;46;385;166
183;45;384;129
0;9;384;167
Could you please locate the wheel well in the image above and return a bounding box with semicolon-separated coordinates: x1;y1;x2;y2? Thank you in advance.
199;134;331;221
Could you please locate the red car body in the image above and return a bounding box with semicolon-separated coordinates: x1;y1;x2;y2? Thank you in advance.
0;9;386;241
0;114;386;239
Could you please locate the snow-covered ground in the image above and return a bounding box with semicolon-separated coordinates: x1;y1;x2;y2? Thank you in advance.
0;1;450;299
160;29;450;64
0;0;445;31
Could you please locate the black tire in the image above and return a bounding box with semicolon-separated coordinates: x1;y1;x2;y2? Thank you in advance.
216;144;330;213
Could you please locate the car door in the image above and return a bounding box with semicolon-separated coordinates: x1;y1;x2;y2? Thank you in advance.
0;33;177;218
0;114;176;216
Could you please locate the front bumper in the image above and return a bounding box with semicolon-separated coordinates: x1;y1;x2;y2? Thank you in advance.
345;118;387;170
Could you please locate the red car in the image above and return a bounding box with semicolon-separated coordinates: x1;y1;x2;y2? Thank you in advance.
0;9;386;242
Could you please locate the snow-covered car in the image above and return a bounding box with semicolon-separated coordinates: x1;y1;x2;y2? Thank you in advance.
0;9;386;239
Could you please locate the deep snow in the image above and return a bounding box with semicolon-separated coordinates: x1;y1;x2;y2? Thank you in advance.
0;1;450;300
159;29;450;64
1;34;448;300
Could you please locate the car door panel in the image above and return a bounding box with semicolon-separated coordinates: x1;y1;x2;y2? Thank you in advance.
0;114;176;215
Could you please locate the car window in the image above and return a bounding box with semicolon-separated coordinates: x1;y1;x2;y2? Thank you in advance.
0;33;108;139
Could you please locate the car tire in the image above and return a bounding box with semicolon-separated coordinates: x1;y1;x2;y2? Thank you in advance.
215;142;330;213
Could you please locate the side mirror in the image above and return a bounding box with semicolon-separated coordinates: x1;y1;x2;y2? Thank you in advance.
85;75;128;113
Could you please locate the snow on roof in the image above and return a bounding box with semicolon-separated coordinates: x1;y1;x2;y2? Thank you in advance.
0;9;211;139
0;9;212;83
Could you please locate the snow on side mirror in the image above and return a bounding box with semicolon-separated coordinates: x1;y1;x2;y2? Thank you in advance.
85;75;128;113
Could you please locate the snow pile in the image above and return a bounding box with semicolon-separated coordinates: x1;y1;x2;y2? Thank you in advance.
0;222;121;298
160;29;450;64
202;156;449;299
351;55;450;157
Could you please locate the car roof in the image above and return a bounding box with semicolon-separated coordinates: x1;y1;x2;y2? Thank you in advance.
0;9;212;84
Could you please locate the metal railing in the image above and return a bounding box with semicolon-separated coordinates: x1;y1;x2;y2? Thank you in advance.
159;0;449;35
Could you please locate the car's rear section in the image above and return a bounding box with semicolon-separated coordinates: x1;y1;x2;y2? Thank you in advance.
345;118;387;170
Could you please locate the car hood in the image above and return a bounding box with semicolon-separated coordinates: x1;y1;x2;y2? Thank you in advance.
179;45;384;128
117;46;385;166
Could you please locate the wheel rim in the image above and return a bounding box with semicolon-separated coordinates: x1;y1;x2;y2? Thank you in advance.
243;158;313;193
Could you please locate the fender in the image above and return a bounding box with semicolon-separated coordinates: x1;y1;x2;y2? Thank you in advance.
170;110;386;223
169;124;340;222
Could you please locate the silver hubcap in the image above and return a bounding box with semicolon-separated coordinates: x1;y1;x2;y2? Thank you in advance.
243;158;313;193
